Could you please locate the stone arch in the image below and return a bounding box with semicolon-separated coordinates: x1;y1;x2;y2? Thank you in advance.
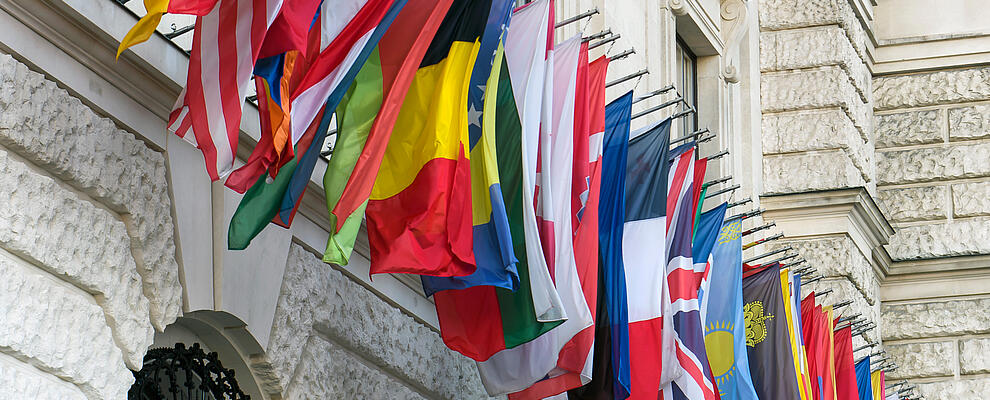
148;311;285;399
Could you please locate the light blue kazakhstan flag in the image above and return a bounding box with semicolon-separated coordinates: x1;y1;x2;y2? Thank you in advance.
704;214;760;400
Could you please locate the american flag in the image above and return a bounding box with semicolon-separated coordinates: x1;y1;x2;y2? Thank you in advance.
169;0;284;180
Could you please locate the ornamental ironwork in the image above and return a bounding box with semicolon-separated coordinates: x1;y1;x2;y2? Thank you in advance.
128;342;249;400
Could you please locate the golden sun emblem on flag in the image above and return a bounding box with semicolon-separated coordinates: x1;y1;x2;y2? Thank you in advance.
705;320;737;395
743;301;774;347
718;220;742;244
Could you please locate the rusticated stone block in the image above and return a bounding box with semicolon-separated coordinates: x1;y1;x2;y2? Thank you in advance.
917;377;990;400
0;54;180;330
875;109;942;148
885;341;956;379
759;26;869;102
762;67;872;137
878;186;947;223
952;182;990;218
878;143;990;185
762;109;873;183
284;336;427;400
759;0;868;60
0;254;132;399
874;66;990;111
0;148;152;369
886;219;990;260
763;150;866;194
268;244;486;399
0;357;87;400
882;298;990;340
960;338;990;374
769;236;878;304
949;104;990;141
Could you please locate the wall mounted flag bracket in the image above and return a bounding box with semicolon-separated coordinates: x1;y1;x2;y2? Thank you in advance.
801;275;824;286
743;246;791;264
633;85;677;104
556;8;599;28
606;69;649;87
697;132;716;144
611;48;635;60
765;252;798;266
743;232;783;250
706;149;729;160
703;175;733;188
854;342;878;353
725;207;763;221
705;183;739;199
670;127;710;145
582;29;611;43
671;105;696;120
834;300;854;310
814;289;832;297
165;24;195;39
726;198;752;209
589;33;621;50
631;96;683;120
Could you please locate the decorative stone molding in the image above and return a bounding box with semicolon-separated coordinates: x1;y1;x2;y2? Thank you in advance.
719;0;748;83
761;188;894;277
669;0;688;16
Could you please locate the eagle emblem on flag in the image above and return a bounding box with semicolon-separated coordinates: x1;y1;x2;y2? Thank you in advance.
743;300;774;347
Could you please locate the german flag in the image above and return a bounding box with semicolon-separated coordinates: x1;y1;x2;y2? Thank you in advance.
364;0;496;277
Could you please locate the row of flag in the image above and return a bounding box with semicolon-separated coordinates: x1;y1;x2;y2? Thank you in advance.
118;0;908;399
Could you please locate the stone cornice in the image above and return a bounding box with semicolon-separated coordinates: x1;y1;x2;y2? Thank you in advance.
761;188;894;278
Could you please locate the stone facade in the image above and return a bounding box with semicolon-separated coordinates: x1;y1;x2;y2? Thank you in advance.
0;0;988;398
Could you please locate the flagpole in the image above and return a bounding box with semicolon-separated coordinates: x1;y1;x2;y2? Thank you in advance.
703;175;732;188
610;48;635;60
556;8;599;28
669;127;709;144
743;246;791;264
633;85;677;104
631;96;683;119
589;33;621;50
725;207;763;221
582;29;611;43
606;69;649;87
726;197;752;209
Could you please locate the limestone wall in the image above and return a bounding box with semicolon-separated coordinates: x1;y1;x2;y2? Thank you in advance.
874;66;990;396
0;51;180;398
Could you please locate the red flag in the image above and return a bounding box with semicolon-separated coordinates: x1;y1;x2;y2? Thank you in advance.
833;324;859;400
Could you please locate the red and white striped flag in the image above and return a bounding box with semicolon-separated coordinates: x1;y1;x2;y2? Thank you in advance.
168;0;284;180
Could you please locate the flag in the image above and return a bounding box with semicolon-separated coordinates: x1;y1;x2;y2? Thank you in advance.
117;0;220;57
318;0;452;264
690;203;728;398
508;41;601;400
834;324;860;400
872;370;884;400
824;306;838;400
780;268;812;400
615;118;671;400
362;0;499;277
420;0;516;294
661;143;718;400
703;215;759;400
793;273;815;400
802;294;833;400
226;0;409;250
856;357;873;400
432;0;564;363
742;263;801;399
225;0;388;194
479;34;594;397
569;91;636;400
165;0;284;181
566;55;614;400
